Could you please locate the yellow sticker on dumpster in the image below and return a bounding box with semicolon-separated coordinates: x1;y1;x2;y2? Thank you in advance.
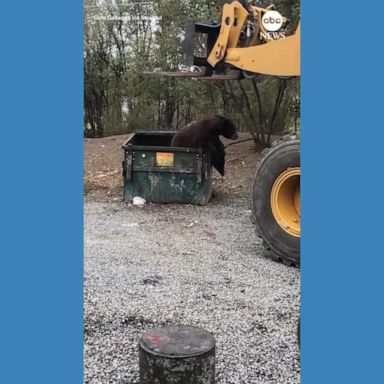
156;152;174;167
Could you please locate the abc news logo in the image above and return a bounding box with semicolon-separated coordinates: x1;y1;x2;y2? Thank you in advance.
261;10;286;40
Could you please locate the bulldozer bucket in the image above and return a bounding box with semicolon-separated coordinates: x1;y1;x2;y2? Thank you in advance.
142;71;207;78
191;72;242;81
143;71;242;81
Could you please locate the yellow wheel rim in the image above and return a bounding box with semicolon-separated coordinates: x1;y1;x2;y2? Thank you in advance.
270;167;300;237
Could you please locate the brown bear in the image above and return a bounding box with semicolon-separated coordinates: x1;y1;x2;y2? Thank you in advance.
171;115;238;176
207;135;226;176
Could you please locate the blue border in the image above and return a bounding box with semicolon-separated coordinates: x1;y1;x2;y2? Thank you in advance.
0;2;83;383
1;0;384;383
302;0;384;383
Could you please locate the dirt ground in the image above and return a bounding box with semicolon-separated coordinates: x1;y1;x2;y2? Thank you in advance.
84;132;261;203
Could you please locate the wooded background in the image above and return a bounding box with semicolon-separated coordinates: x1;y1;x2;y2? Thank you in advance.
84;0;300;146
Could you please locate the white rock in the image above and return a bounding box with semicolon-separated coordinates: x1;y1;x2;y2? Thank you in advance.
132;196;146;206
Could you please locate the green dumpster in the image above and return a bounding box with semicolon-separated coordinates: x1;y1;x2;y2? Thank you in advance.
122;132;212;205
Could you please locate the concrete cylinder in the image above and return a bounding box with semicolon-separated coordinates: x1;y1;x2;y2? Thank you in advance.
139;325;215;384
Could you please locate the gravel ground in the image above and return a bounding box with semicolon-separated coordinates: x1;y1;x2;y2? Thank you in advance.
84;196;300;384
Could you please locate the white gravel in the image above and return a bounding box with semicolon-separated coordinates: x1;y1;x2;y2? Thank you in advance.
84;197;300;384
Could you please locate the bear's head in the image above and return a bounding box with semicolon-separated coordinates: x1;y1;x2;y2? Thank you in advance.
214;116;238;140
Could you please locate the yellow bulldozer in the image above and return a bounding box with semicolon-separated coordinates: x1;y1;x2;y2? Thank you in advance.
150;0;300;267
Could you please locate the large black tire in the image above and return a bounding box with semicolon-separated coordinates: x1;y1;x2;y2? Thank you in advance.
251;135;300;267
